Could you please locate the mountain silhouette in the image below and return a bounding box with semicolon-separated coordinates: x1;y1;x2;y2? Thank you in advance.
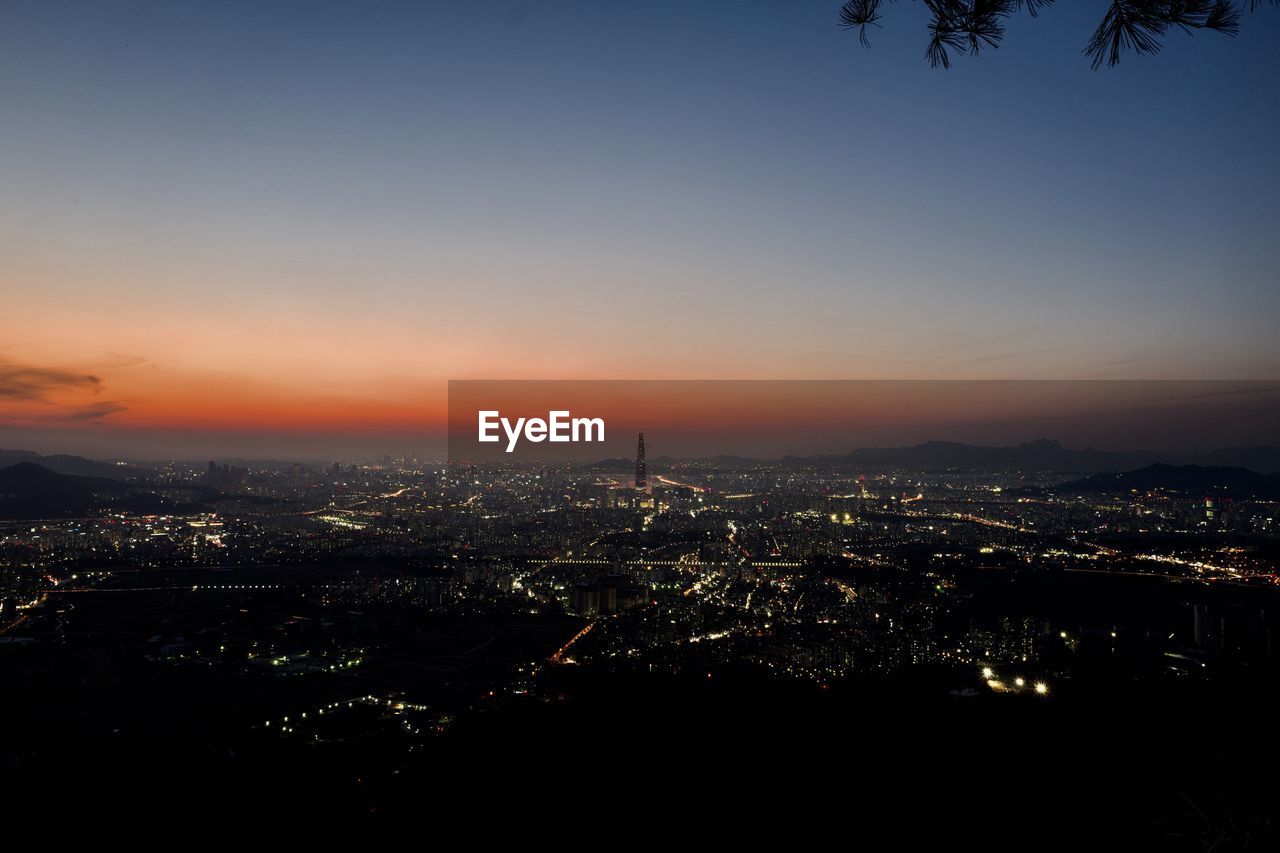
0;449;150;479
0;463;176;519
590;440;1280;474
0;462;135;518
1055;464;1280;500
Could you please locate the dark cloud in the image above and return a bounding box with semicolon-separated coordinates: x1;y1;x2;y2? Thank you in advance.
58;401;129;421
0;359;101;401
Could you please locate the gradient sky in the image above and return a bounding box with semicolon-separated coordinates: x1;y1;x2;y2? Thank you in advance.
2;1;1278;458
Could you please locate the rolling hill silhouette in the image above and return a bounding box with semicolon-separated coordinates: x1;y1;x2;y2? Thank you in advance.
591;440;1280;474
1055;464;1280;500
0;463;178;518
0;449;150;479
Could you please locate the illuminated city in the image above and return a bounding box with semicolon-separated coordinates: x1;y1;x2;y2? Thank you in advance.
4;429;1280;835
4;0;1279;844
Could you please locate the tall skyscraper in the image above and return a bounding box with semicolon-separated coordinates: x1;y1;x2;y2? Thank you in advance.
635;432;647;490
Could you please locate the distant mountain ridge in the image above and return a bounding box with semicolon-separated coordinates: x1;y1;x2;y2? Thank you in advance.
0;462;238;519
0;449;150;479
592;440;1280;475
1055;463;1280;500
9;439;1280;481
0;462;139;518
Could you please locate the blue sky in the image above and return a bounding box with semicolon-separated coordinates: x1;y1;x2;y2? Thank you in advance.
2;1;1277;456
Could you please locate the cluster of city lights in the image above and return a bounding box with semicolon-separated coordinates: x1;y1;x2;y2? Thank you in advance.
260;693;429;733
981;666;1048;696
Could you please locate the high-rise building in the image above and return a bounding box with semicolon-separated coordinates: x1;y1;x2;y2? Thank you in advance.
635;432;647;490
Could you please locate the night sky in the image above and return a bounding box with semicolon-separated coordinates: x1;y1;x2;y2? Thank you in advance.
3;1;1277;457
